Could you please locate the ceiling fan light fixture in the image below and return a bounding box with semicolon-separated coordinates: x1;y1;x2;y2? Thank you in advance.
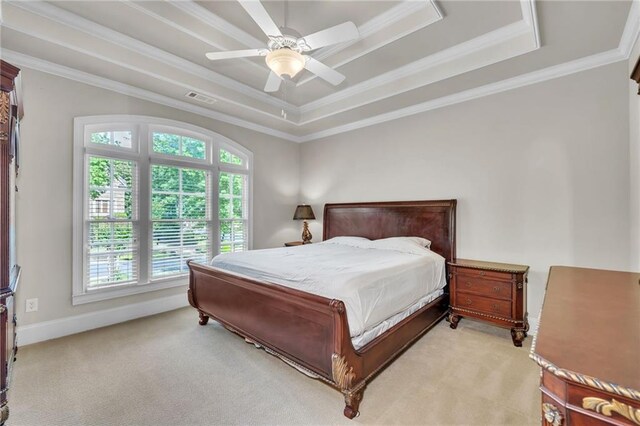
265;49;305;78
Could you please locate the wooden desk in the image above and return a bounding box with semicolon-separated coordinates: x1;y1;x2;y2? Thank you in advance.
531;266;640;425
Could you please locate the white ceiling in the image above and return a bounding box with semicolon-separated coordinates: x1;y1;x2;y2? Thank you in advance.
1;1;638;142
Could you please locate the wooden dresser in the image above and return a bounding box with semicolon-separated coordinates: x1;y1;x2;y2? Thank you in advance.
448;259;529;347
0;61;21;425
531;266;640;426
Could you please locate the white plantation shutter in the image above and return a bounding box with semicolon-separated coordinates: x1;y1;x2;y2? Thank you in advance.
150;164;211;278
218;172;248;253
73;117;252;304
86;156;139;288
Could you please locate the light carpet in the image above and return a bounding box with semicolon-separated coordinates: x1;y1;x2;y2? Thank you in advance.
9;307;540;425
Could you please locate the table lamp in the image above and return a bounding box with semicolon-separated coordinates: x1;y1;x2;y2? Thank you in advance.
293;204;315;244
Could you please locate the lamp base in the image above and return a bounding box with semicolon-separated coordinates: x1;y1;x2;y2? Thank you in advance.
301;220;312;244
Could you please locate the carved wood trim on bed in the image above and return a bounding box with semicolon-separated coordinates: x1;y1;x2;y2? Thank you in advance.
187;199;456;419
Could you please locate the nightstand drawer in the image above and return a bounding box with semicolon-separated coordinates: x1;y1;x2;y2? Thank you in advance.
454;268;512;282
455;293;511;318
455;276;512;301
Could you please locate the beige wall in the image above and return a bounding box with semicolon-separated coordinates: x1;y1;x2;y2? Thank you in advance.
16;68;300;326
16;59;634;333
300;62;631;320
629;35;640;270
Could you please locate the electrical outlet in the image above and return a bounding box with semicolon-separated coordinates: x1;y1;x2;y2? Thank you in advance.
26;298;38;313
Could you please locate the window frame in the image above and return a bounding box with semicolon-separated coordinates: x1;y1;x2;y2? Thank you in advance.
73;115;253;305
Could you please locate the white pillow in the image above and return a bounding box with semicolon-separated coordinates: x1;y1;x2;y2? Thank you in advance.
395;236;431;249
321;236;371;248
368;237;432;255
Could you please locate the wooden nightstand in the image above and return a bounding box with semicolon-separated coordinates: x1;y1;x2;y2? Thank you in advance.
447;259;529;347
284;241;306;247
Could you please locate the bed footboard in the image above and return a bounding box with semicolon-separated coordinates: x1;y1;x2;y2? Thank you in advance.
187;260;448;418
187;261;358;381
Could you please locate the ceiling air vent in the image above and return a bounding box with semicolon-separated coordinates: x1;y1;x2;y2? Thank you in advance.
185;91;217;104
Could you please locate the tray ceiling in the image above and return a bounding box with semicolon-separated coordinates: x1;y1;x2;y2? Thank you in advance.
0;1;637;142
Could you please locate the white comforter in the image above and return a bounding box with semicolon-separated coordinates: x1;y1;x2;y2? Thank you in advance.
209;238;447;342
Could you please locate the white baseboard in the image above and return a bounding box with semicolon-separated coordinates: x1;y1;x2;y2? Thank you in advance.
16;295;540;346
17;293;189;346
528;316;539;336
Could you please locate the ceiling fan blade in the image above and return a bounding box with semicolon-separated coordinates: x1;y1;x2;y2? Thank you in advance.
300;22;359;51
205;49;267;61
238;0;283;38
304;57;345;86
264;71;282;92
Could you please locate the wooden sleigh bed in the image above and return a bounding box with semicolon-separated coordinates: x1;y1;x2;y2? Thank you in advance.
187;200;456;418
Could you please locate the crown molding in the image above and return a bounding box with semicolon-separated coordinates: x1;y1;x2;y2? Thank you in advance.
4;0;632;144
1;50;303;142
6;0;298;114
7;45;628;145
520;0;540;48
121;0;242;52
314;0;436;60
120;0;267;76
619;0;640;58
1;20;294;125
298;19;537;122
298;0;539;120
298;48;626;142
169;0;264;49
296;0;442;87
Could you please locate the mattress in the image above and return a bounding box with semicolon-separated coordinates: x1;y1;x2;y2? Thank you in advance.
210;237;447;349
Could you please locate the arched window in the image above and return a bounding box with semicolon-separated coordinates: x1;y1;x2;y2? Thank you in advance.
72;116;252;304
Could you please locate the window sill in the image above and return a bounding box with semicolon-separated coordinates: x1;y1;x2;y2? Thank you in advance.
72;277;187;305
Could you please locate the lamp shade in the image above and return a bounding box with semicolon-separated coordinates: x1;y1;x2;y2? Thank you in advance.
293;204;315;220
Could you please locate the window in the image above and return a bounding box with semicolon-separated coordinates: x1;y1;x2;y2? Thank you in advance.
220;149;244;166
90;130;133;148
73;116;252;304
219;172;248;253
152;132;207;160
86;156;137;289
150;165;209;278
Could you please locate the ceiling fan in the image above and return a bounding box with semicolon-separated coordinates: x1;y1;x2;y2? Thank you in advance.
205;0;360;93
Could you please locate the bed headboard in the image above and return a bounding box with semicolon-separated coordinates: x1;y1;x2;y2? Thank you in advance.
323;200;457;265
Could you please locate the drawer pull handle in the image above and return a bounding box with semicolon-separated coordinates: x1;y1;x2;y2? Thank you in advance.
479;271;486;276
465;281;472;287
493;286;500;292
491;304;498;310
465;299;472;305
582;397;640;425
